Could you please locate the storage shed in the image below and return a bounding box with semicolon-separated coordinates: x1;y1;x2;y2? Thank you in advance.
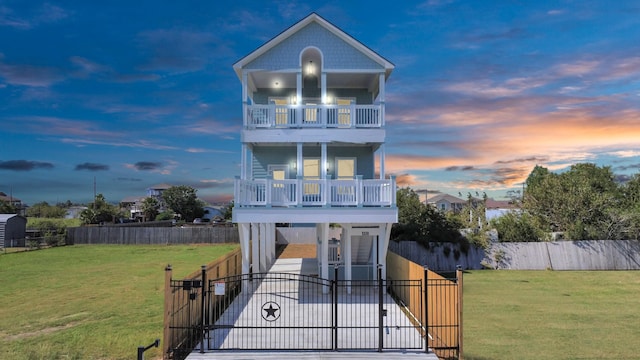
0;214;27;248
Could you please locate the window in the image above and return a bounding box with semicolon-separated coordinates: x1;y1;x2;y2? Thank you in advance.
268;165;288;188
335;158;356;179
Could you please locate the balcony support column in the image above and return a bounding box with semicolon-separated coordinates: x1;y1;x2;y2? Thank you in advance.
318;222;330;293
343;224;352;294
296;143;303;178
268;223;276;267
378;72;385;126
259;223;267;272
296;72;302;125
379;144;385;180
241;144;247;180
238;223;250;274
321;72;327;125
242;71;248;127
251;223;259;275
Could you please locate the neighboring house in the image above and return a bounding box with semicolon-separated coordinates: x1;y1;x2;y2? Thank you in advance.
427;193;466;213
0;192;25;216
232;13;397;284
146;183;172;211
119;196;145;220
65;206;88;219
485;198;519;221
0;214;27;248
202;206;223;222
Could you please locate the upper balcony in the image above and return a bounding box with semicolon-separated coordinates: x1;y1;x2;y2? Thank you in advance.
245;103;382;129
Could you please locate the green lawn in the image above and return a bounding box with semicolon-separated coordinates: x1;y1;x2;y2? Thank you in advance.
2;247;638;360
0;244;238;360
463;270;640;360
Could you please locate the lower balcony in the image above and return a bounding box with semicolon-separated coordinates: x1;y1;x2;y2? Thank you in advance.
234;177;396;208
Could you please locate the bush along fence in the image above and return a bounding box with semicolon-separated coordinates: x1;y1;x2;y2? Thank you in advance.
163;247;243;360
387;251;463;360
67;226;239;245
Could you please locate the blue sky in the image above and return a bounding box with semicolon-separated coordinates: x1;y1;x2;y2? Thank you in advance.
1;0;639;206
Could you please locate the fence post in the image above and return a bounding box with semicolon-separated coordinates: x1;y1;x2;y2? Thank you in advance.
200;265;207;354
162;265;172;360
457;265;464;360
424;265;429;354
377;264;383;352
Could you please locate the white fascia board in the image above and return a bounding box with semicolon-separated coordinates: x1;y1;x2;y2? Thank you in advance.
242;128;385;144
233;207;397;224
233;13;394;81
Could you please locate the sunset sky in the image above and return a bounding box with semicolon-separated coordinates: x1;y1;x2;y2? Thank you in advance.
1;0;639;206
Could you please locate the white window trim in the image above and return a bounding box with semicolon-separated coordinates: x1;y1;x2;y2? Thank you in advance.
335;157;357;179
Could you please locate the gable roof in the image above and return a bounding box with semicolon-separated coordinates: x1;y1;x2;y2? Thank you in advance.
485;198;518;210
233;13;394;79
427;193;466;205
0;214;23;222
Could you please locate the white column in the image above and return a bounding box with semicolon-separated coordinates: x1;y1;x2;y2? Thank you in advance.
379;223;392;280
251;223;259;275
259;223;267;272
241;144;247;180
296;72;302;125
238;223;251;274
343;224;352;294
315;223;322;269
379;72;386;126
321;72;327;103
297;143;303;178
321;143;327;179
242;72;248;127
268;223;276;266
370;230;379;281
320;223;330;293
296;72;302;103
247;147;254;180
379;144;385;180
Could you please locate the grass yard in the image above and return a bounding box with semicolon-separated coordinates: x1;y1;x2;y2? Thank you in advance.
463;270;640;360
0;244;238;360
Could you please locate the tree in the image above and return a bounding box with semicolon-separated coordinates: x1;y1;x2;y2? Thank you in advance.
80;194;119;224
221;201;234;221
141;197;160;221
26;201;66;218
523;163;626;240
392;187;468;249
0;200;17;214
161;186;204;222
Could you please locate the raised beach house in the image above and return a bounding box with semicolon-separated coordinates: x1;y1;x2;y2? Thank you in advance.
232;13;397;284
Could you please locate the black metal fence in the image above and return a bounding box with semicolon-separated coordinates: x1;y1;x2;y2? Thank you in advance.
165;261;463;360
166;267;427;358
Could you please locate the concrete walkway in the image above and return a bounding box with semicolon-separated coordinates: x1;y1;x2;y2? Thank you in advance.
186;257;439;359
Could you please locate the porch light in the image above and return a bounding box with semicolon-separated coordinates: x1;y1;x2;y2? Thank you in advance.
305;60;315;76
291;96;297;104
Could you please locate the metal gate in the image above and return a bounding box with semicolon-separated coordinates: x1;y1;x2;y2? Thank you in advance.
191;269;425;353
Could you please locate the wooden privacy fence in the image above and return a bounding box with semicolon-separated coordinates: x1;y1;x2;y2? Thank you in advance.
387;251;463;360
67;226;239;245
163;247;242;360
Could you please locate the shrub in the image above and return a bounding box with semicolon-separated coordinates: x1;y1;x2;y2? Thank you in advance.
491;212;543;242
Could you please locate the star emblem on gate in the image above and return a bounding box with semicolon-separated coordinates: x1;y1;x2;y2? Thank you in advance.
261;301;281;321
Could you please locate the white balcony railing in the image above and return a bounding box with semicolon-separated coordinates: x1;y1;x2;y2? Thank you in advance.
245;104;382;129
234;177;396;208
